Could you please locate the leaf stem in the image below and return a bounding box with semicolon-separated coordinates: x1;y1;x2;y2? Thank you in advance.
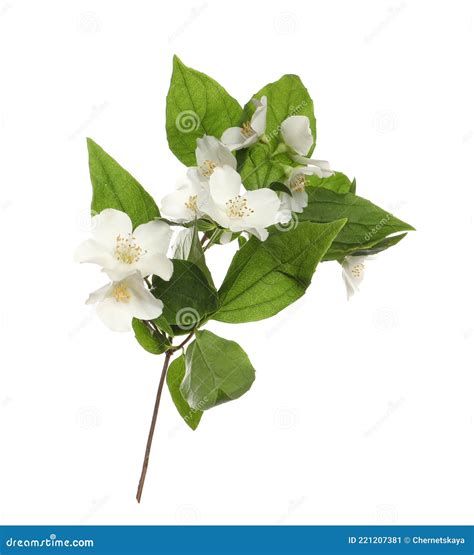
203;229;220;252
175;331;194;351
135;350;172;503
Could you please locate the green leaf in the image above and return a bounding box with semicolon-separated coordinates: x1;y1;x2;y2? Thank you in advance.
151;260;218;333
181;330;255;411
186;224;214;287
238;74;315;190
213;220;347;323
238;143;290;190
307;171;353;193
166;56;243;166
87;138;159;228
173;225;214;286
300;188;414;261
269;181;292;194
343;232;408;258
132;319;170;355
167;354;203;430
153;314;174;337
238;236;247;248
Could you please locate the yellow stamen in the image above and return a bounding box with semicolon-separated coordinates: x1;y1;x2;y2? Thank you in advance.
115;234;145;264
351;263;365;278
290;174;307;193
185;195;198;213
225;196;254;219
112;283;131;303
241;121;255;138
200;160;217;177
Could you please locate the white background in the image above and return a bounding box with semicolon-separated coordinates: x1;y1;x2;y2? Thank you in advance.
0;0;473;525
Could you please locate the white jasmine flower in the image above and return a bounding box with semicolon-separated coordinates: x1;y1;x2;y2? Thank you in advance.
280;115;333;178
221;96;267;151
341;256;367;299
291;155;333;177
161;168;208;223
199;165;280;241
279;165;335;214
196;135;236;177
75;209;173;282
280;115;314;156
86;272;163;332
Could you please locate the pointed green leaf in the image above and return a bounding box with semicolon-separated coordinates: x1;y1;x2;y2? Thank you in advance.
87;138;159;228
307;171;353;193
153;314;174;337
213;220;347;323
166;56;243;166
300;188;414;260
151;260;218;333
181;330;255;411
167;354;203;430
132;319;170;355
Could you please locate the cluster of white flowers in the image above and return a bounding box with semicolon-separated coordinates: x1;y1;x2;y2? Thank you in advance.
75;209;173;331
76;96;366;332
161;95;333;239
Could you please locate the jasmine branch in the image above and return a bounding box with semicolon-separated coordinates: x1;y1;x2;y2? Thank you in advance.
135;329;196;503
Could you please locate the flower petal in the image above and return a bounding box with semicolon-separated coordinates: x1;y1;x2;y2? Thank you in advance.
209;166;242;207
280;115;313;156
292;155;333;177
341;256;367;300
135;253;173;280
243;188;281;228
251;96;267;136
161;189;199;222
133;220;171;254
290;190;308;213
85;282;112;305
196;135;237;170
199;196;230;229
220;127;246;151
96;297;134;332
126;274;164;320
247;227;269;241
74;239;115;267
91;208;132;247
